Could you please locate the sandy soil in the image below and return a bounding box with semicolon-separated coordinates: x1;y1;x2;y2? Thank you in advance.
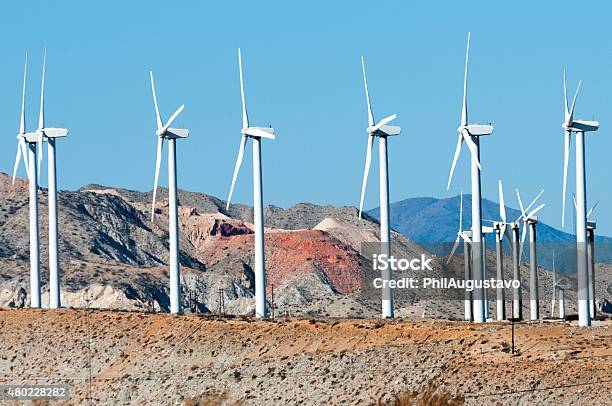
0;309;610;405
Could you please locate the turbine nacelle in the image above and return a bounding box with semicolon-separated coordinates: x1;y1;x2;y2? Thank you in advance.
457;124;494;136
157;128;190;139
242;126;275;140
19;132;42;143
561;120;600;133
37;128;69;139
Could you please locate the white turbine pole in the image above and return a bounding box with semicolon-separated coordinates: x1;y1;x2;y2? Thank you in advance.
168;138;180;314
482;230;489;320
48;137;60;308
252;137;267;318
528;219;539;320
495;225;505;321
511;222;522;320
28;142;41;308
587;223;596;319
470;140;486;323
379;135;393;318
575;131;590;326
464;239;472;321
558;288;565;319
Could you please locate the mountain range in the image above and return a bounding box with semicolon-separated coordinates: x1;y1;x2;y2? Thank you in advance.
368;194;612;273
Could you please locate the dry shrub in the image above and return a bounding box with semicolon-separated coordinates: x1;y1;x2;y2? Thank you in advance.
383;381;464;406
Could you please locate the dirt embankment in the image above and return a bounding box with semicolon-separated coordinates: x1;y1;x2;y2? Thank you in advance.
0;309;610;405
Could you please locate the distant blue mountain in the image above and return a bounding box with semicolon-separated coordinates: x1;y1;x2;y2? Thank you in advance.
368;195;612;274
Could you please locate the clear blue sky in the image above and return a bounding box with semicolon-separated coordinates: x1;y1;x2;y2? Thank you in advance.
1;1;611;234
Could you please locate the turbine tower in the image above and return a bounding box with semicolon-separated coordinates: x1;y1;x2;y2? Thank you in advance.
149;71;189;315
447;192;473;321
37;51;69;309
575;198;598;319
446;33;494;323
12;53;43;308
516;189;545;320
358;57;401;319
226;48;275;318
493;180;512;321
560;71;599;327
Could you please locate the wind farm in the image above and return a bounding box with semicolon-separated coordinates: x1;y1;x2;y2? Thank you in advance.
1;1;612;404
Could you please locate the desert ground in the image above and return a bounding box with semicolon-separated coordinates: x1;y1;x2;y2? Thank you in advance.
0;309;610;405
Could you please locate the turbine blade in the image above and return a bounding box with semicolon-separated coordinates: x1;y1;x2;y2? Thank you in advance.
226;136;248;210
516;188;526;220
447;234;461;264
524;189;544;215
159;104;184;134
568;80;581;125
563;69;569;121
149;71;163;131
520;222;527;259
20;52;27;135
459;191;463;232
151;137;164;221
238;48;249;129
361;57;374;127
573;194;577;210
37;137;42;184
587;200;599;219
12;144;22;184
562;130;571;227
461;32;470;127
371;114;396;132
19;138;31;180
38;48;46;130
447;132;463;190
358;135;374;218
498;179;506;223
528;203;545;219
501;223;509;242
461;129;481;170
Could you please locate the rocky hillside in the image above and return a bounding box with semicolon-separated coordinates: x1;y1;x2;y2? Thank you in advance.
0;173;453;317
1;173;610;318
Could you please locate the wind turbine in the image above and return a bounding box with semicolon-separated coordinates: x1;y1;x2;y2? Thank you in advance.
358;56;401;319
226;48;275;318
149;71;189;315
12;53;43;308
493;180;512;321
550;253;567;319
560;71;599;327
575;197;599;319
446;33;494;323
36;51;69;309
447;192;473;321
516;188;545;320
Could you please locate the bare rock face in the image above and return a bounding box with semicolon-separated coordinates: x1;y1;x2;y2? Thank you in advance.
210;219;253;237
597;298;612;314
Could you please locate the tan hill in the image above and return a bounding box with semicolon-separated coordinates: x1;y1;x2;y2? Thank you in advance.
0;308;610;405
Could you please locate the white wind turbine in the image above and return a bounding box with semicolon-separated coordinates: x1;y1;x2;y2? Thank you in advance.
226;48;275;318
446;192;473;321
573;196;599;319
492;180;513;321
516;188;545;320
36;51;69;309
149;71;189;315
446;33;494;323
12;53;43;308
358;56;401;319
560;71;599;327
